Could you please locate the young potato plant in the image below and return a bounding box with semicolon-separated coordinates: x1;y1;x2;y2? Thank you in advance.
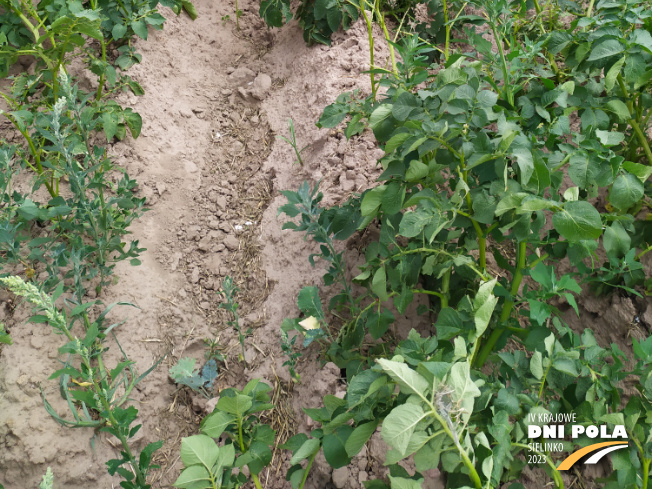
0;276;163;489
174;379;275;489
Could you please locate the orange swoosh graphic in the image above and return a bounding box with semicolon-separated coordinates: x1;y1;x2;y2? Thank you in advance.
557;441;628;470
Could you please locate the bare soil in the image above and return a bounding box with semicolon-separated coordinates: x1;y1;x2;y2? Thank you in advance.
1;1;651;488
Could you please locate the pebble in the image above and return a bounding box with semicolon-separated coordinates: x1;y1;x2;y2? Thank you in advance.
228;66;255;85
179;107;193;118
230;140;244;154
156;182;167;195
216;196;227;210
186;225;201;240
198;237;211;252
340;174;355;193
327;156;341;166
223;235;239;251
251;73;272;101
184;160;198;173
237;87;249;100
344;156;357;169
332;467;349;489
190;268;200;284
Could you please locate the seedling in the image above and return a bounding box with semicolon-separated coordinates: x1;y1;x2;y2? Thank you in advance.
235;0;241;30
169;358;219;398
39;468;53;489
276;118;309;166
0;322;11;345
219;276;250;366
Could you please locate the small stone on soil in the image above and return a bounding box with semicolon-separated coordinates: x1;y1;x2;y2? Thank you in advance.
223;235;239;251
184;160;198;173
227;67;255;85
190;268;200;284
251;73;272;100
332;467;349;489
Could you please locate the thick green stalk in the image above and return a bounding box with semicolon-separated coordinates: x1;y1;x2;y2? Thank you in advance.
96;40;108;100
491;25;513;107
475;240;527;367
443;0;450;60
237;417;263;489
498;240;527;323
643;456;650;489
359;1;377;101
459;162;487;272
441;268;451;309
512;443;563;489
585;0;595;17
425;407;482;487
252;474;263;489
405;382;483;489
617;74;652;165
298;451;317;489
376;10;397;76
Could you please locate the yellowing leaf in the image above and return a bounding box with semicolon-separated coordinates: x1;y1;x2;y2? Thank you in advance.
299;316;320;330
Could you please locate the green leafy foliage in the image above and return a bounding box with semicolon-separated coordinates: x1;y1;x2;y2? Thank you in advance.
0;276;163;489
219;276;251;366
270;2;652;487
39;468;54;489
170;358;219;397
175;379;275;489
0;1;189;486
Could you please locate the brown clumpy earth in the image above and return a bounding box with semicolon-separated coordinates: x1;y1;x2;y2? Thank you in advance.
0;1;650;488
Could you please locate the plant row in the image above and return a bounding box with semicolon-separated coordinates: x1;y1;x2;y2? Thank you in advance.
171;1;652;489
0;0;195;487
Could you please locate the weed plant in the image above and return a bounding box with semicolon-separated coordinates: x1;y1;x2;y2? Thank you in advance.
219;276;251;367
0;0;197;486
1;276;163;489
276;118;309;166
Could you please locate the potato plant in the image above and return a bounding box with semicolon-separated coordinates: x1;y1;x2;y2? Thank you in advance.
263;0;652;487
174;379;276;489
